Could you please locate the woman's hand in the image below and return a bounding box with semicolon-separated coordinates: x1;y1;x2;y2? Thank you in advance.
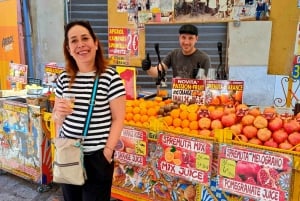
103;146;114;164
52;97;74;124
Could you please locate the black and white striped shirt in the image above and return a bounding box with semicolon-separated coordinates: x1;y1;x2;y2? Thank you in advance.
55;67;126;153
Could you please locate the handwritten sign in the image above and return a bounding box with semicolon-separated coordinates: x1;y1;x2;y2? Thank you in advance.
157;132;213;185
217;144;293;201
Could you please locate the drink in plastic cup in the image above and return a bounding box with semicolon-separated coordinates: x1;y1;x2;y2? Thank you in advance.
63;94;75;109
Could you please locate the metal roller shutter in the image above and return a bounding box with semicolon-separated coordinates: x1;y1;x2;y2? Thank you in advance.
67;1;227;91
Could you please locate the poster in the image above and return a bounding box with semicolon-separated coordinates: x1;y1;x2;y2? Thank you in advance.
157;132;213;185
8;63;28;84
217;144;293;201
43;62;64;86
108;27;139;65
114;126;148;166
116;66;137;100
171;78;205;105
205;80;244;106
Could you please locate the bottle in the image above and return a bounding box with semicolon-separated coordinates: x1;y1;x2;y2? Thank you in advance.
294;101;300;116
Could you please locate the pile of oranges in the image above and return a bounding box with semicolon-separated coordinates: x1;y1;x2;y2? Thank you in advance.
162;103;200;135
124;98;172;128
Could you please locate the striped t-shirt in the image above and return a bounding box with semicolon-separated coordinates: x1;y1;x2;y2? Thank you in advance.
55;67;126;153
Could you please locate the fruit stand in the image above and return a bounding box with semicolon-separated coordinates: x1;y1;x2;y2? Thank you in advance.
111;78;300;201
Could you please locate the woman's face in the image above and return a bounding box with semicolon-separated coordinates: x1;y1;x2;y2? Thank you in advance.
67;25;98;69
179;34;198;55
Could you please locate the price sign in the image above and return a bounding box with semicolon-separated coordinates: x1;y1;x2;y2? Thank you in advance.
196;153;210;171
292;64;300;79
219;158;236;178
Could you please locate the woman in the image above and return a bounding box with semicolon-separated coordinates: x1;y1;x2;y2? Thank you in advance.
52;20;126;201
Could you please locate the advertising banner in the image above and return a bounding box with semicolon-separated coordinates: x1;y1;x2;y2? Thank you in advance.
157;132;213;185
217;144;293;201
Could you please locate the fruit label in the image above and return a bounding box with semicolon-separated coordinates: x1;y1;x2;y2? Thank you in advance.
157;132;213;185
217;144;293;201
114;126;148;166
171;78;205;105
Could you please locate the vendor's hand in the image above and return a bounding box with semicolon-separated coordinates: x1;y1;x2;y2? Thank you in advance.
142;53;151;71
103;147;114;164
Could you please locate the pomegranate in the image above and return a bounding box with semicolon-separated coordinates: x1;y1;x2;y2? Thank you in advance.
234;134;248;142
283;119;300;134
257;128;272;142
242;125;258;139
264;138;278;148
248;107;261;117
288;132;300;146
253;115;268;129
272;129;288;144
221;113;237;127
245;176;257;185
248;137;263;145
241;114;255;126
230;123;243;135
257;168;278;189
198;117;211;129
268;117;283;131
279;141;293;150
210;119;223;130
236;161;261;180
209;109;224;120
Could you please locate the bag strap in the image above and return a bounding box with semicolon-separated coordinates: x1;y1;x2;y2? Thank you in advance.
82;75;99;137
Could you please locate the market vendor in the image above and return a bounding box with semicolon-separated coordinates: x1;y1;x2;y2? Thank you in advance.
141;24;212;79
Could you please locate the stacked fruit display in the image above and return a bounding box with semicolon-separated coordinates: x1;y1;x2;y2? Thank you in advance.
158;101;300;152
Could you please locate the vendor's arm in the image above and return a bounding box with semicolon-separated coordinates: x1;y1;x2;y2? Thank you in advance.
103;95;126;163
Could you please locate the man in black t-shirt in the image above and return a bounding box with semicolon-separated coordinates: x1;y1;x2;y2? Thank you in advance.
142;24;211;79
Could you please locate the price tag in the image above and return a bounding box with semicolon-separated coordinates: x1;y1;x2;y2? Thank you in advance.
196;153;210;171
219;158;236;178
292;64;300;79
135;140;146;156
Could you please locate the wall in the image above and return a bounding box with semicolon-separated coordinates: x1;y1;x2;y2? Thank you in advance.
29;0;65;80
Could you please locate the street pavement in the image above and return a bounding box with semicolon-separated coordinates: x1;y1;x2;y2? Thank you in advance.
0;171;63;201
0;171;121;201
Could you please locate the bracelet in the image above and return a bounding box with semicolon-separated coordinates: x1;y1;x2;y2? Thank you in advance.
105;145;114;152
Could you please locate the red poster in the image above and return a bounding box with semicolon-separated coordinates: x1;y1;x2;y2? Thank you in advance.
157;132;213;185
114;126;148;166
205;80;244;106
217;144;293;201
108;27;138;56
171;78;205;105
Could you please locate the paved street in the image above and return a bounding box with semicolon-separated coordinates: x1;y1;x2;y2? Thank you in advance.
0;171;63;201
0;171;121;201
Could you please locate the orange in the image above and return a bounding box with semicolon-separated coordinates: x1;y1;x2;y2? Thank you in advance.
172;118;182;128
164;151;174;162
173;150;182;159
181;119;190;128
125;113;134;121
179;103;188;111
140;114;149;123
126;106;133;113
147;108;157;116
179;110;189;120
133;113;141;122
187;104;199;113
163;116;173;126
140;108;147;115
173;158;182;166
182;127;190;133
190;129;199;135
189;120;199;130
188;112;198;121
175;127;182;132
132;107;141;114
170;109;180;119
